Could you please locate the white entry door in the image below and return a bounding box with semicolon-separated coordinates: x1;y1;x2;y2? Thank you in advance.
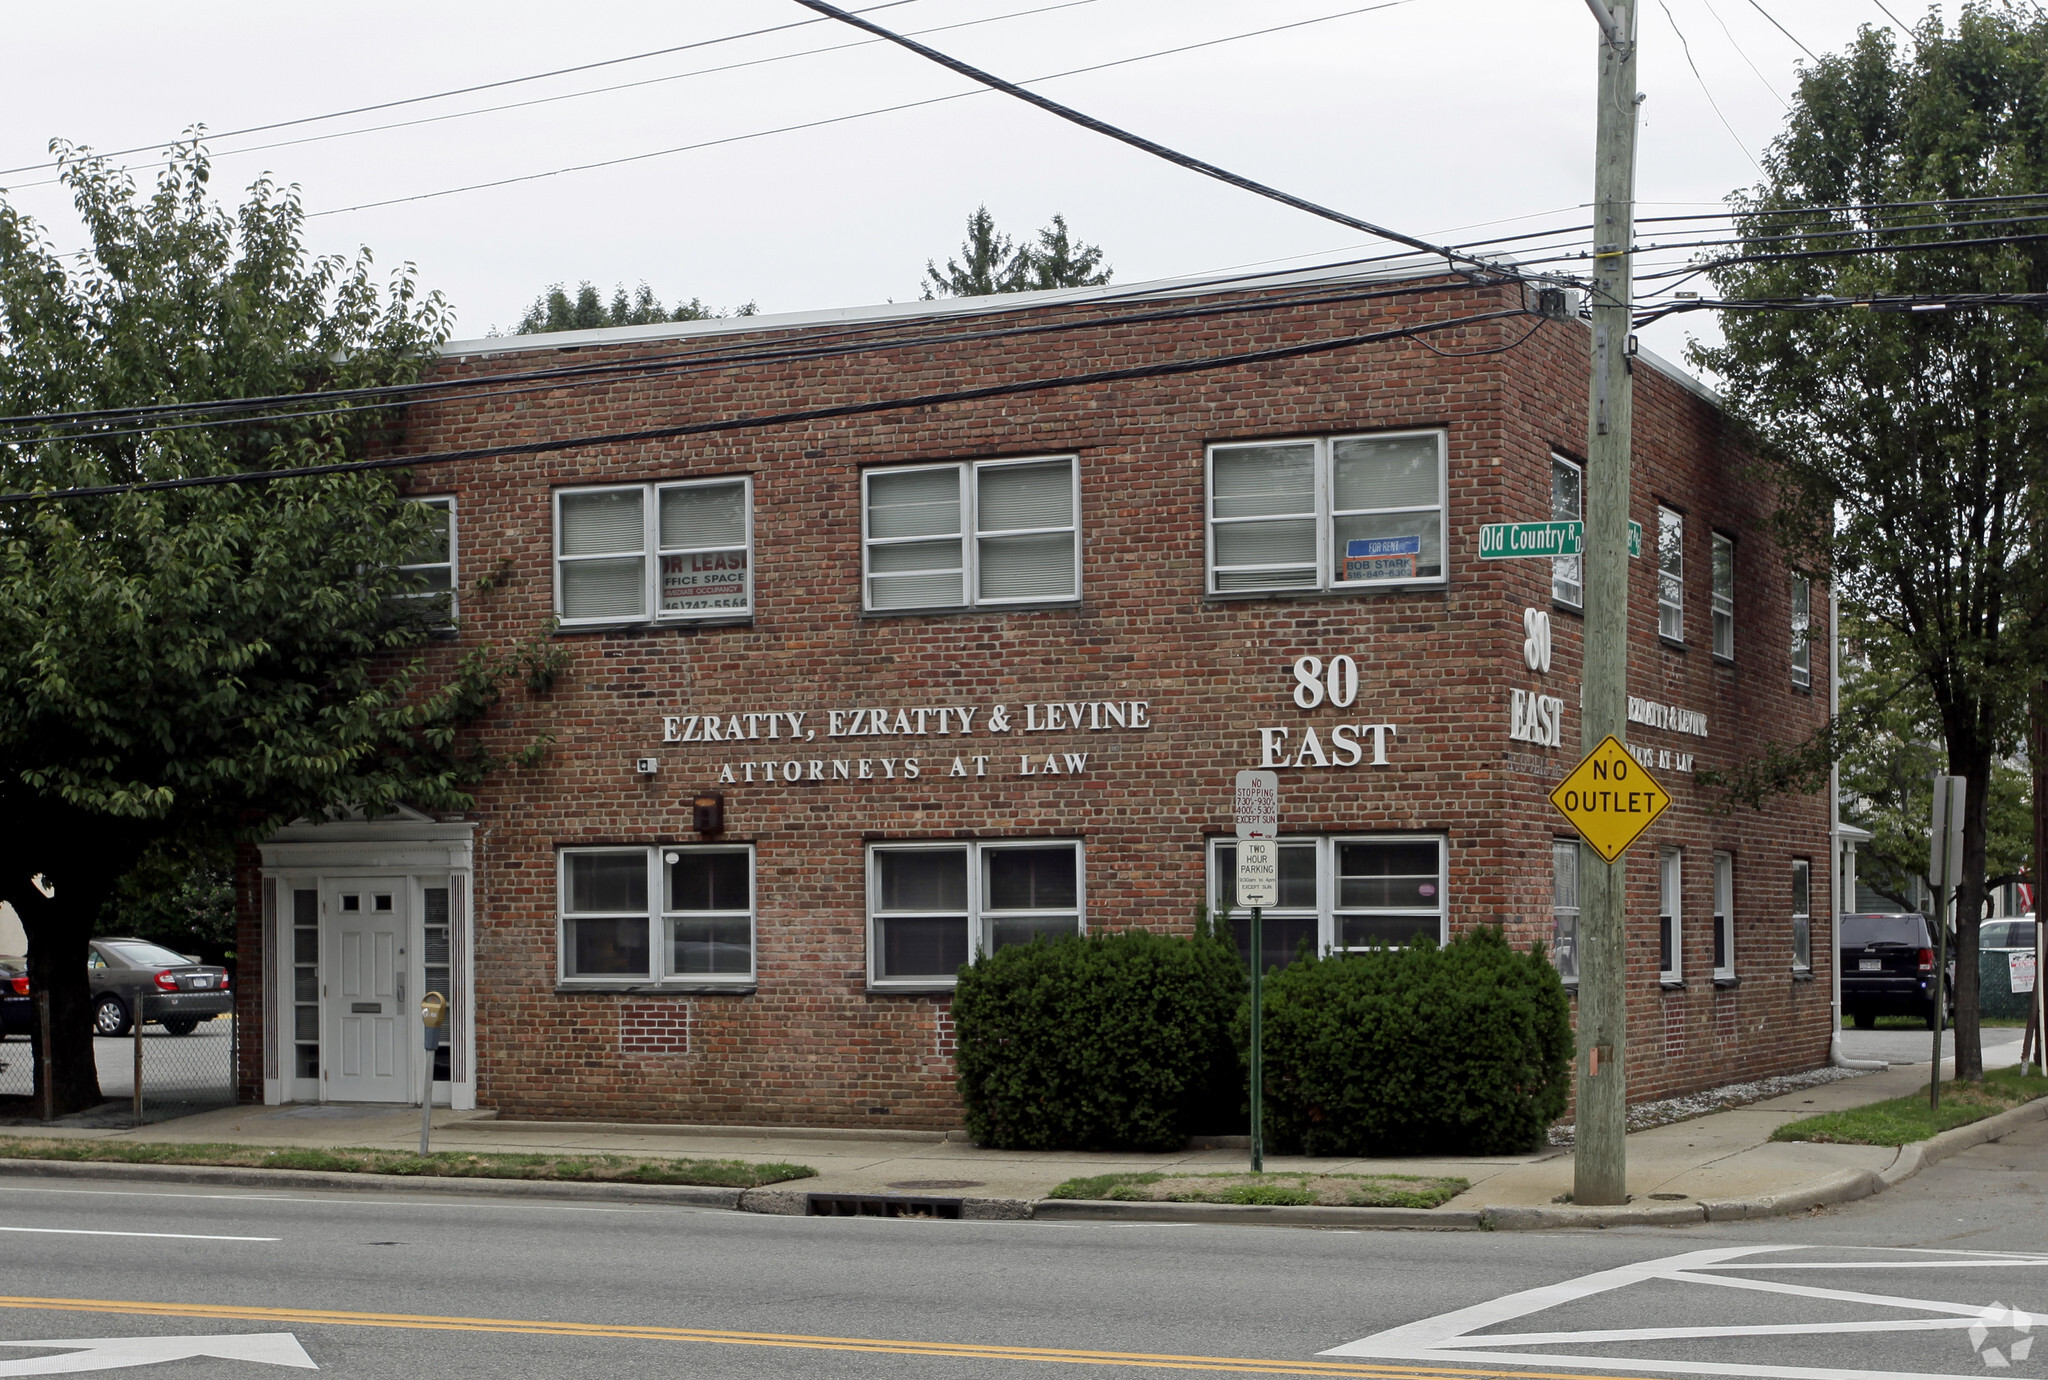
323;880;410;1101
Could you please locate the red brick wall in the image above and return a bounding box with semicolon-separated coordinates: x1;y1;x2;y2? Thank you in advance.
253;274;1832;1126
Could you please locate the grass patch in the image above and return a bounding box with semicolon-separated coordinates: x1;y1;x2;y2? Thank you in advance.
1843;1014;2028;1030
0;1138;814;1188
1771;1066;2048;1147
1046;1170;1468;1209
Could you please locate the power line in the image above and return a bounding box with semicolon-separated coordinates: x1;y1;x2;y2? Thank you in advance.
1697;0;1793;110
0;273;1503;444
1657;0;1769;181
787;0;1498;276
0;1;929;179
0;308;1535;505
5;0;1103;194
1744;0;1817;60
303;2;1428;221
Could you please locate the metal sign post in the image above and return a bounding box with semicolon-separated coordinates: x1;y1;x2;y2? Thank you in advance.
419;992;449;1156
1233;770;1279;1174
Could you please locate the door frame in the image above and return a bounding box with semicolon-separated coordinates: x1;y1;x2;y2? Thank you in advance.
259;811;475;1109
321;876;412;1103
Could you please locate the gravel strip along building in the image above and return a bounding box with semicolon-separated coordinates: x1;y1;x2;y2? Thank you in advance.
235;260;1834;1127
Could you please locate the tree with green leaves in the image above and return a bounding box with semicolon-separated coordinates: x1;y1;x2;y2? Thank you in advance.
922;206;1112;298
1692;6;2048;1079
513;280;755;334
1835;618;2032;913
0;144;544;1114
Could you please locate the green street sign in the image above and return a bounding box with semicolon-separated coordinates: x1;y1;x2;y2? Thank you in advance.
1478;519;1643;559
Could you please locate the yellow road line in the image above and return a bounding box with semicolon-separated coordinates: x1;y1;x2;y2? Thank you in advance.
0;1295;1662;1379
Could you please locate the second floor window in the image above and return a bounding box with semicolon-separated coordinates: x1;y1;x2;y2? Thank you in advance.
863;457;1078;612
1207;431;1445;594
1711;532;1734;659
555;478;753;625
1657;505;1684;641
398;496;457;627
1790;573;1813;688
1552;455;1583;607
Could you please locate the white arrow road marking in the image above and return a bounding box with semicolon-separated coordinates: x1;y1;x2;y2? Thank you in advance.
0;1333;314;1375
1323;1245;2048;1380
0;1230;278;1243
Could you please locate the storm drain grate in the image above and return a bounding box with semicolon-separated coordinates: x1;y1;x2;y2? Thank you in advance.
807;1193;964;1219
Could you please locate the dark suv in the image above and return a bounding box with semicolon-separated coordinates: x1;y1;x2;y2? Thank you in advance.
1840;912;1940;1029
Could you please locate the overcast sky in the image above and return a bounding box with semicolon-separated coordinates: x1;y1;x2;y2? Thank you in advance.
5;1;1954;362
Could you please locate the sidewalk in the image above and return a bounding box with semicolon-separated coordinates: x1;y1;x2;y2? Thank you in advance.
1;1038;2037;1228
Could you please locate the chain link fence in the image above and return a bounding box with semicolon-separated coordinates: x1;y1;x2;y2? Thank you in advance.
0;999;237;1124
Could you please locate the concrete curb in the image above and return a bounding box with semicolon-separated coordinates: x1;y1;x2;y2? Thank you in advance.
0;1157;746;1208
469;1119;968;1145
1880;1094;2048;1186
1032;1199;1481;1230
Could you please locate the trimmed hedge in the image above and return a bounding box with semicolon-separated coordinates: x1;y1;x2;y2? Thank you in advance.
953;926;1244;1151
1250;928;1571;1157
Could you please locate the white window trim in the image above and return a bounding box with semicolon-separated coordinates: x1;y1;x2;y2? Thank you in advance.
552;477;755;628
1710;531;1735;661
1791;858;1813;972
1552;838;1581;985
1660;847;1683;984
1712;850;1735;980
1551;454;1584;609
1206;834;1449;954
397;495;458;627
1205;430;1449;596
556;845;757;988
865;839;1087;990
1657;505;1685;642
860;455;1081;613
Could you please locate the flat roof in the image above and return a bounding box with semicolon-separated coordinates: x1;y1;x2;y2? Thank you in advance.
438;254;1723;405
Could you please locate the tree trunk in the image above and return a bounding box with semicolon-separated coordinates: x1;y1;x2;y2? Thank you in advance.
3;830;142;1118
1952;743;1994;1083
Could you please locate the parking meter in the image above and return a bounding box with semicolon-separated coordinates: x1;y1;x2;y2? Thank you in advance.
418;992;448;1155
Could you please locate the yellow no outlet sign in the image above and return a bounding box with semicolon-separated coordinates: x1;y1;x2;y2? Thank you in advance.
1548;735;1671;863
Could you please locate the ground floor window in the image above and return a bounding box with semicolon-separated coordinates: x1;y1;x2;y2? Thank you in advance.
1712;851;1734;979
867;840;1083;988
1659;848;1683;984
558;845;755;986
1791;858;1812;971
1207;835;1446;971
1551;840;1579;983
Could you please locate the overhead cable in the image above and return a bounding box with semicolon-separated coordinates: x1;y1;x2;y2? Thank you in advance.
786;0;1501;278
0;308;1533;504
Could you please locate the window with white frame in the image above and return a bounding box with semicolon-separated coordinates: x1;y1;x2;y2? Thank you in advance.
555;477;753;625
867;840;1082;986
1711;532;1734;660
1207;431;1445;594
862;457;1077;611
1209;836;1446;971
397;496;457;627
1713;851;1734;978
1552;839;1580;983
1790;573;1812;688
1659;848;1682;983
1791;858;1812;970
1657;505;1684;641
558;846;755;985
1552;455;1583;607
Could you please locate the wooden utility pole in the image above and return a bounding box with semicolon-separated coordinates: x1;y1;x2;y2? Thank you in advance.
1575;0;1639;1208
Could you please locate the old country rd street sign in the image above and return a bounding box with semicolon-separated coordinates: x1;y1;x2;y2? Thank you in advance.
1548;735;1671;863
1477;519;1643;559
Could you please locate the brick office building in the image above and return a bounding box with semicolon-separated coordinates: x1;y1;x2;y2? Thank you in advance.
236;261;1835;1127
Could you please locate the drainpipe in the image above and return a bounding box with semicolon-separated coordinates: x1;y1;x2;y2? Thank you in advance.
1831;587;1887;1071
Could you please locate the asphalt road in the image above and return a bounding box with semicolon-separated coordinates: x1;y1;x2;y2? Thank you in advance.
0;1123;2043;1380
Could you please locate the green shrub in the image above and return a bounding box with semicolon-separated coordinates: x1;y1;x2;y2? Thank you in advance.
953;925;1245;1151
1249;927;1571;1157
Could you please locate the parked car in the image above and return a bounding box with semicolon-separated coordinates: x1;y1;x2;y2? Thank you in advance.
0;957;26;1037
1840;912;1941;1029
88;938;230;1037
1981;916;2037;953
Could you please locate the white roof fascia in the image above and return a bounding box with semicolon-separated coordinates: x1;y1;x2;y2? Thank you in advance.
438;255;1469;360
